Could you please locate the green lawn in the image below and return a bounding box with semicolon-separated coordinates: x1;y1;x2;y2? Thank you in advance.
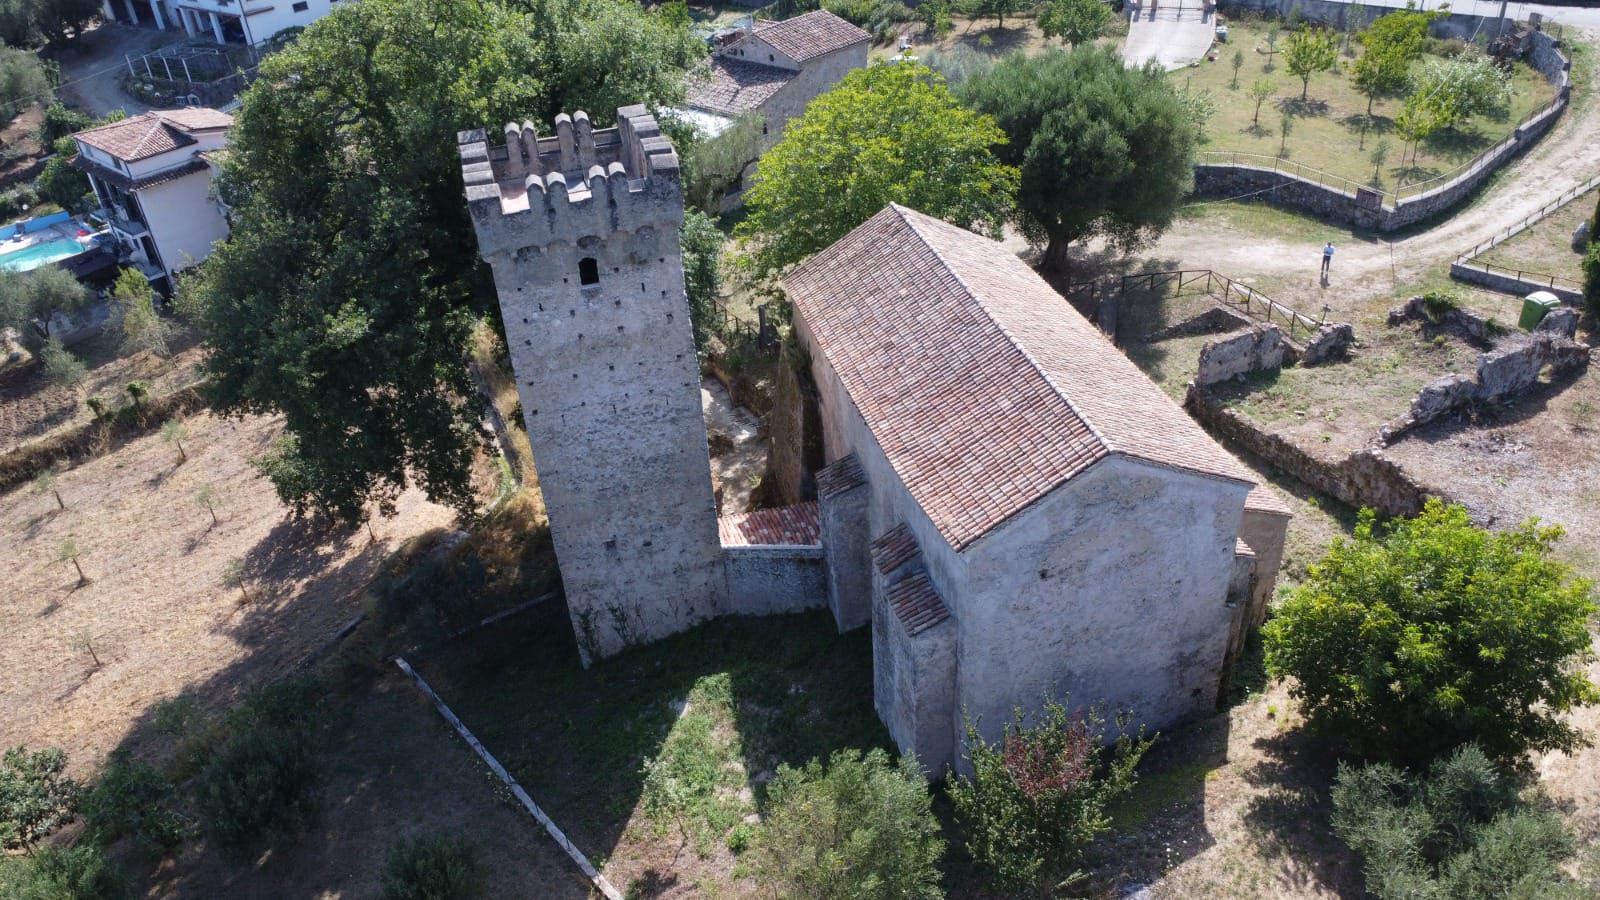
1192;21;1555;196
412;604;889;894
1471;187;1596;288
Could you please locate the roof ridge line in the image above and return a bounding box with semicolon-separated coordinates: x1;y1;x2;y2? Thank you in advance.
898;207;1115;457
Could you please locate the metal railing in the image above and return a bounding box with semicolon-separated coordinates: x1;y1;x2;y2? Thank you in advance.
1199;91;1569;208
1453;259;1581;293
1121;269;1323;339
1454;172;1600;263
1392;92;1567;202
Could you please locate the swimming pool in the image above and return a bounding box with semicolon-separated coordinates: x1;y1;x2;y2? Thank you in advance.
0;237;88;272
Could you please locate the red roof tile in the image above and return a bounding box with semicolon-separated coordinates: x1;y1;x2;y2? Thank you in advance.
871;524;919;575
752;10;869;63
785;205;1256;551
75;108;231;163
687;57;797;116
719;501;821;546
1244;484;1293;517
815;453;866;498
887;573;950;636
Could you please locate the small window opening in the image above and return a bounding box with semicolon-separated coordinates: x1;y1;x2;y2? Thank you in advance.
578;257;599;285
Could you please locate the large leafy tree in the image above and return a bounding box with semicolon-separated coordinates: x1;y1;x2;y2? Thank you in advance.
0;0;98;47
1037;0;1110;47
960;46;1197;271
0;265;91;349
1283;26;1338;101
1263;501;1599;768
192;0;700;523
737;62;1017;282
1351;6;1433;117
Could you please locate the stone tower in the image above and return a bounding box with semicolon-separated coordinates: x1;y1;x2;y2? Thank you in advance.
458;106;727;664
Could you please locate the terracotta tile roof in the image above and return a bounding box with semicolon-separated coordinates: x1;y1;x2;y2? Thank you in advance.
871;524;919;575
718;501;821;546
815;453;866;498
687;57;796;116
785;205;1256;551
887;573;950;636
1244;484;1293;517
1235;538;1256;557
752;10;869;63
75;108;231;163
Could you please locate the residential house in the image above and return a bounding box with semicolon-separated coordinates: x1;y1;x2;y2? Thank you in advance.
103;0;335;46
72;108;233;284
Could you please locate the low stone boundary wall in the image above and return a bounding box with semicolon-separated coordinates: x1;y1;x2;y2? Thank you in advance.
1185;385;1434;518
1448;261;1583;305
724;545;827;616
1193;27;1571;231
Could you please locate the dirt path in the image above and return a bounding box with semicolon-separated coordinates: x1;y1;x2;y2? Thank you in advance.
1148;25;1600;308
53;22;185;118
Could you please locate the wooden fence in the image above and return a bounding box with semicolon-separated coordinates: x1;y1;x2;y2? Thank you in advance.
1120;269;1323;340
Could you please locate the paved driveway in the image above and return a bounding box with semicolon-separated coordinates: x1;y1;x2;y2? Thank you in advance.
1122;1;1217;70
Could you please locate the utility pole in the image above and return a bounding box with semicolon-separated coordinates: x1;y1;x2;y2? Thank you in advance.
1495;0;1510;40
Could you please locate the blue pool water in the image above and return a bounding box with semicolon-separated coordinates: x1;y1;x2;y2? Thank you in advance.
0;237;87;272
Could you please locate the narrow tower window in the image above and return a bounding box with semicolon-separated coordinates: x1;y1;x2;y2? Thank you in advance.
578;257;600;285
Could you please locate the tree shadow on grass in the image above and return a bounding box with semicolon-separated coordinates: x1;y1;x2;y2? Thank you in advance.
1277;97;1330;118
1239;727;1366;898
408;605;890;895
957;24;1032;56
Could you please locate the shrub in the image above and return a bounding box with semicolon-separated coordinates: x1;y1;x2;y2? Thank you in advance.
948;698;1150;893
1;746;81;852
749;748;943;900
1583;241;1600;325
38;338;85;387
1264;501;1599;767
0;843;128;900
40;102;90;143
194;676;324;857
80;749;185;851
1332;744;1583;899
379;834;485;900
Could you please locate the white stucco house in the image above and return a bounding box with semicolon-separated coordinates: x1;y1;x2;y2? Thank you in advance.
785;204;1292;773
102;0;334;46
71;108;233;283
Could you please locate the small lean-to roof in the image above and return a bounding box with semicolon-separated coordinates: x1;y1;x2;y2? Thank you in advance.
718;501;821;546
785;204;1256;551
752;10;869;63
687;56;797;116
75;108;232;163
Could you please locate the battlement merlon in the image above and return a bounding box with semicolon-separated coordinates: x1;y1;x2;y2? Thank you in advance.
458;105;684;258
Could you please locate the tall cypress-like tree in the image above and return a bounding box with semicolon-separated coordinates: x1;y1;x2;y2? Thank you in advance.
191;0;701;523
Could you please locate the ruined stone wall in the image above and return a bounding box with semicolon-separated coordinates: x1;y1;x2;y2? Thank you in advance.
461;107;728;664
1195;324;1290;386
766;343;824;507
1186;386;1433;518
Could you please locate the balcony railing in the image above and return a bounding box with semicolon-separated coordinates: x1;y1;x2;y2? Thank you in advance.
101;206;150;239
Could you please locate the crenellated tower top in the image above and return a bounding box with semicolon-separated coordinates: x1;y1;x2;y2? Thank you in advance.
458;104;682;258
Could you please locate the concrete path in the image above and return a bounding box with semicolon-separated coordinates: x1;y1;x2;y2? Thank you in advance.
1122;2;1218;71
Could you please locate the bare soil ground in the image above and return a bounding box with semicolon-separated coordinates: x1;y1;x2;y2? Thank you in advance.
0;105;47;188
704;377;764;514
0;410;454;775
144;672;597;899
0;331;204;453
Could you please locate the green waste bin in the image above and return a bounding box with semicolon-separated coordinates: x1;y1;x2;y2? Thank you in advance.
1518;291;1560;331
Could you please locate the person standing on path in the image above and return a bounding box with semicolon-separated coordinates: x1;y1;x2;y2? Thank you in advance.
1321;241;1334;277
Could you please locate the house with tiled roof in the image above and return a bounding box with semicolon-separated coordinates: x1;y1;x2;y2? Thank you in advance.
682;10;868;201
783;204;1291;772
72;108;233;283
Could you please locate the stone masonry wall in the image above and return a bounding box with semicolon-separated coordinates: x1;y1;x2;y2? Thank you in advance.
1449;261;1584;306
461;107;729;665
1195;324;1290;386
1186;385;1434;518
723;545;828;616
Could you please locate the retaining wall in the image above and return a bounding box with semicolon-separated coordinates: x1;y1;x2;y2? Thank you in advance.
1185;385;1435;517
723;545;827;616
1448;261;1584;304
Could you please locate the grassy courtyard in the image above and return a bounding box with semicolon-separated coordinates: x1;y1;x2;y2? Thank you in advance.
1471;186;1597;288
1188;19;1554;194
